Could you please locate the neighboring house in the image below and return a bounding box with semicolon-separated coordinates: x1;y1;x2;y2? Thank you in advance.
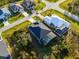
0;8;11;22
22;0;35;13
9;3;24;13
28;22;56;45
0;41;12;59
44;15;70;36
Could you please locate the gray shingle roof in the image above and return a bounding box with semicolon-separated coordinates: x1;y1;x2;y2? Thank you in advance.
29;22;56;45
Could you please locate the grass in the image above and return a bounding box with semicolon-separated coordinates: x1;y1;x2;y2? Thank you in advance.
64;56;74;59
41;9;79;35
33;16;43;22
34;2;46;12
0;22;4;28
46;0;59;3
8;13;24;24
59;0;73;10
2;21;31;46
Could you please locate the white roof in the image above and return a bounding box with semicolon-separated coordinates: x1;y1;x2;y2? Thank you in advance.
1;8;11;15
0;8;11;19
44;15;70;28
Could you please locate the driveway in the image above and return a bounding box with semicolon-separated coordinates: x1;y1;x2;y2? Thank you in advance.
0;40;11;59
3;21;10;26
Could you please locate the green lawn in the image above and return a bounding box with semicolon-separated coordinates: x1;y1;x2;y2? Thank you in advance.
46;0;59;3
34;2;46;12
8;13;24;24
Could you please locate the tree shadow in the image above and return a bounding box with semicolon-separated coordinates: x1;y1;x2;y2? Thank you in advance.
30;33;61;59
31;36;52;59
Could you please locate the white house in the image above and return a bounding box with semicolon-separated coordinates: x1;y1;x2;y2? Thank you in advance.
44;15;70;36
0;8;11;22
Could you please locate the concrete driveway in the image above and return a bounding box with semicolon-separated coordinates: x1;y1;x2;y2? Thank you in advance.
0;40;11;59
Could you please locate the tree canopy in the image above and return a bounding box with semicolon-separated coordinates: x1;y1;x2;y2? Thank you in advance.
0;0;21;6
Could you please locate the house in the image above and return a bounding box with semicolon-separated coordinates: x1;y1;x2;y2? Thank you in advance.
0;8;11;22
22;0;35;13
44;15;70;36
9;3;24;13
28;22;56;45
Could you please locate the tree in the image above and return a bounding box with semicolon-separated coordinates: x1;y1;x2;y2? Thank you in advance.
11;30;32;49
11;30;33;59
